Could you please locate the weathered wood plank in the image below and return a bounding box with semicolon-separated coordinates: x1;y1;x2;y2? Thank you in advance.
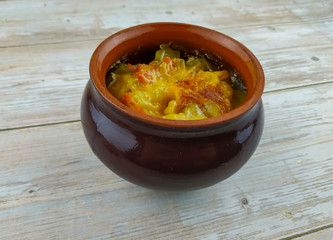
0;83;332;239
296;227;333;240
1;32;332;130
0;41;94;130
1;1;332;239
0;0;332;47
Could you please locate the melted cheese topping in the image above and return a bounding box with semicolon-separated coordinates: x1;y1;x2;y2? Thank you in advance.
108;56;234;120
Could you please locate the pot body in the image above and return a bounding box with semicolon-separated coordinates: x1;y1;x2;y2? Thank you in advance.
81;80;264;191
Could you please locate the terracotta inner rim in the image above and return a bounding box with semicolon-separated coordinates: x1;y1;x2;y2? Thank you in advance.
89;22;265;128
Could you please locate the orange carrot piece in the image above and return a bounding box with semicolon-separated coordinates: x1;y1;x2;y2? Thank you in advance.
162;56;172;65
126;63;136;72
121;93;145;114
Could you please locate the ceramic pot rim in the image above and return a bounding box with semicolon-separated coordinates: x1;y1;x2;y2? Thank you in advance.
89;22;265;128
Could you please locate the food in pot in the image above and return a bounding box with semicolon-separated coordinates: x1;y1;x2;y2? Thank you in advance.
106;44;247;120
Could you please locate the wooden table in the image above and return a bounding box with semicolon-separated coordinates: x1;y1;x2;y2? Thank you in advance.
1;1;332;239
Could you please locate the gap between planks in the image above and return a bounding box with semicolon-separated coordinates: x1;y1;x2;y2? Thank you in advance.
1;40;332;57
0;16;332;49
280;223;333;240
0;120;81;132
0;80;332;132
1;26;332;50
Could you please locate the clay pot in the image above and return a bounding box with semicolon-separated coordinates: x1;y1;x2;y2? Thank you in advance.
81;23;265;191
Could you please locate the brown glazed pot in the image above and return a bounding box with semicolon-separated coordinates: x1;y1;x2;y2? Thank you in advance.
81;23;265;191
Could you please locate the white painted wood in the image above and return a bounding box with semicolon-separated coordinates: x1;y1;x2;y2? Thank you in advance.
0;41;96;129
1;0;332;129
297;228;333;240
0;35;332;129
0;83;332;239
0;0;332;239
0;0;332;47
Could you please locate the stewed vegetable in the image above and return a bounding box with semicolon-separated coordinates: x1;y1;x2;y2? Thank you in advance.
107;44;247;120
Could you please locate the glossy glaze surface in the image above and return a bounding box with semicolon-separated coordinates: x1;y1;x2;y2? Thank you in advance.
81;81;264;190
81;23;265;190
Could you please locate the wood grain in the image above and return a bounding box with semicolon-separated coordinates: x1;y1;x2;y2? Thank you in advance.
0;0;332;47
1;0;332;129
0;83;332;239
295;228;333;240
1;32;332;129
1;0;332;239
